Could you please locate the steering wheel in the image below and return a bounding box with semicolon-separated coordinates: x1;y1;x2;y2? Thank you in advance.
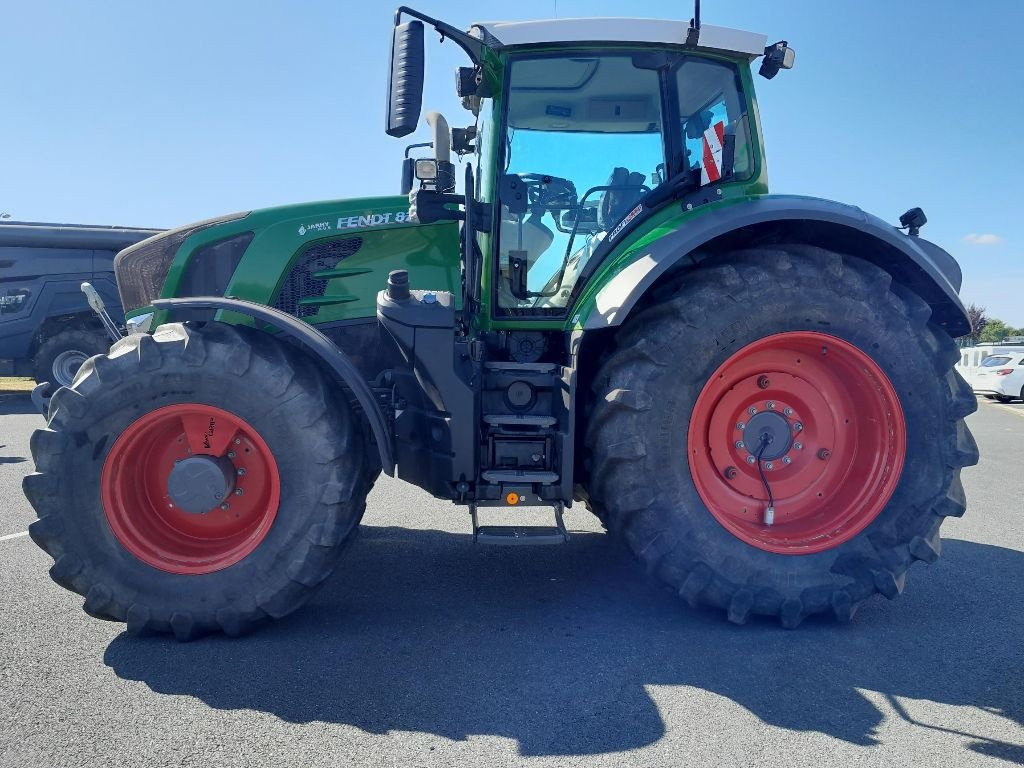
518;173;578;212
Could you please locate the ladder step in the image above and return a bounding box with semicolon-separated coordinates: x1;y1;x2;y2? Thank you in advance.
484;361;557;373
483;414;558;427
482;469;559;484
474;525;568;546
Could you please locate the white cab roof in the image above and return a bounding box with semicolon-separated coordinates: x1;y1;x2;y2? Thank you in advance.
472;18;767;59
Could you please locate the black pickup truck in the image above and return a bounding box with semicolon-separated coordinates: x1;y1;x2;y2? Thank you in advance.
0;221;161;386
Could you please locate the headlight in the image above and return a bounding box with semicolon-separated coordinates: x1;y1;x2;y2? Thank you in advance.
114;211;249;312
125;311;155;334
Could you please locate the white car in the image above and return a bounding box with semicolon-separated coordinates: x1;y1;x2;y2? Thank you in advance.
974;351;1024;403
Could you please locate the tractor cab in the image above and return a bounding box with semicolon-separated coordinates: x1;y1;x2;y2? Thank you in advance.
387;9;792;328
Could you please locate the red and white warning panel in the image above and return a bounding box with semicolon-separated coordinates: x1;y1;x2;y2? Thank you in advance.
701;121;726;186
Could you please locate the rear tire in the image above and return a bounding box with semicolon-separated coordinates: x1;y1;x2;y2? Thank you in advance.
32;327;109;388
584;246;978;627
24;322;368;640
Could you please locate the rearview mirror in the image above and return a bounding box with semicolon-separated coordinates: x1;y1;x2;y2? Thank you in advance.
386;21;425;137
759;41;795;80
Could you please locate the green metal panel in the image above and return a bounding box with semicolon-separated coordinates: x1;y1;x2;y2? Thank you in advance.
153;196;461;327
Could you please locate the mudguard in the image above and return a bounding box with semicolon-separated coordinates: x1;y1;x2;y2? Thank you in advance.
151;296;395;475
581;195;970;338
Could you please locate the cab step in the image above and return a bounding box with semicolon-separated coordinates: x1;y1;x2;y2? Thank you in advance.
471;502;569;546
474;526;568;546
481;469;559;484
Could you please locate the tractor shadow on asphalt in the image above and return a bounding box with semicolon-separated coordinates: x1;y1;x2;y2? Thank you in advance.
104;527;1023;759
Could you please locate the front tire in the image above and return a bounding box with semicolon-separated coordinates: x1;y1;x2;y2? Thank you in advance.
24;322;368;640
584;246;978;627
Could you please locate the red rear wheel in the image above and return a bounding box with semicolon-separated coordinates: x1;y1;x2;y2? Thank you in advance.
687;331;906;554
101;403;281;575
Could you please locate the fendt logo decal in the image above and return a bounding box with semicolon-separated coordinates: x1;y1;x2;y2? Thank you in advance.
297;211;411;237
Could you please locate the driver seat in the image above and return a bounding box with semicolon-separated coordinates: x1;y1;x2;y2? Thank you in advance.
598;167;647;230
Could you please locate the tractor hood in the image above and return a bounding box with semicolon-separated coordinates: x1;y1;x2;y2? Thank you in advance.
118;196;460;326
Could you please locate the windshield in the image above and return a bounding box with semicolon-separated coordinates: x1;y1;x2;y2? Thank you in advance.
495;51;750;314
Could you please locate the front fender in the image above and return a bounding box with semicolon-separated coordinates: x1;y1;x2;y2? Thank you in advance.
580;195;969;338
151;296;395;475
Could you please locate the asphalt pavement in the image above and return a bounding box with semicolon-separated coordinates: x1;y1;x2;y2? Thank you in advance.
0;393;1021;767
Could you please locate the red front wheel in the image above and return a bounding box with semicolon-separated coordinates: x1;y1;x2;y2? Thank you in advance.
102;404;281;575
25;322;368;640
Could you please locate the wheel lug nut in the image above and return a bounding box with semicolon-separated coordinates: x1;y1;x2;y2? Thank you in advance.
784;407;793;416
766;401;775;410
794;441;803;450
737;422;746;430
237;468;246;476
746;456;756;465
783;456;792;465
735;440;744;449
220;503;229;510
818;448;831;460
748;406;757;415
757;376;770;389
793;422;803;432
765;462;774;470
228;451;236;459
234;488;244;496
723;466;738;480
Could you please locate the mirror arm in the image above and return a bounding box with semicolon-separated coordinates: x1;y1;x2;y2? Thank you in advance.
395;6;485;64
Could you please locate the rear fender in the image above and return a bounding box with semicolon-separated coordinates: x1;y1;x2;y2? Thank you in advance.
580;196;970;338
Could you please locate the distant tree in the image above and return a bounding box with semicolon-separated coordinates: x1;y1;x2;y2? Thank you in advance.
979;318;1011;344
960;303;988;345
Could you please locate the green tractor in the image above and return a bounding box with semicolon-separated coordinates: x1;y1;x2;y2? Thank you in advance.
24;6;978;639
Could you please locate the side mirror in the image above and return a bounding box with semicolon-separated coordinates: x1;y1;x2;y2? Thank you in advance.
386;21;425;137
759;41;796;80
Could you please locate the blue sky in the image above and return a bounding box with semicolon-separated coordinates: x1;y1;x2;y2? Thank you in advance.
2;1;1021;324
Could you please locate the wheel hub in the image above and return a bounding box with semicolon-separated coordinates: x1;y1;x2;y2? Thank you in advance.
742;411;792;460
167;456;236;514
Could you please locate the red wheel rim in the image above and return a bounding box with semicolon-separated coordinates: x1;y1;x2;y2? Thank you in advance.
687;332;905;555
101;404;281;574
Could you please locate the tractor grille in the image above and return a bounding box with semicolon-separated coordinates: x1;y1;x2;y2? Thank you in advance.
273;237;363;318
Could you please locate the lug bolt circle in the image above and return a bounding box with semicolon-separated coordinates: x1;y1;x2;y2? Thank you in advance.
766;401;775;409
765;462;774;470
784;407;793;416
735;440;744;449
737;422;746;430
746;456;756;465
794;441;803;450
748;406;758;415
794;422;804;432
783;456;792;465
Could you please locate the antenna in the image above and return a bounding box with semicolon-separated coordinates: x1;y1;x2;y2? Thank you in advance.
686;0;701;45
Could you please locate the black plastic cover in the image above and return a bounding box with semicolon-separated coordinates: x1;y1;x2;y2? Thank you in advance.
386;21;425;138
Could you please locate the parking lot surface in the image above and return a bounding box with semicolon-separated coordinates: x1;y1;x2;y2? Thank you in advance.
1;394;1021;767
